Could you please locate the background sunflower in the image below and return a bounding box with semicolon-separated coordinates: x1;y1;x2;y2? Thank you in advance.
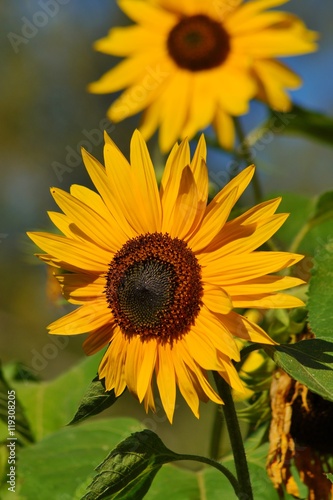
89;0;317;151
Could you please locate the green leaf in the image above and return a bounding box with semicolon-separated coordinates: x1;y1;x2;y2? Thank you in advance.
16;418;142;500
308;240;333;340
268;105;333;147
310;191;333;223
4;354;101;441
264;339;333;401
270;192;333;256
69;376;120;426
110;469;161;500
0;366;34;444
145;465;200;500
325;473;333;483
83;430;179;500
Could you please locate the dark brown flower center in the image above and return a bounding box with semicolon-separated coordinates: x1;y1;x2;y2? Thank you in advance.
167;14;230;71
105;233;203;342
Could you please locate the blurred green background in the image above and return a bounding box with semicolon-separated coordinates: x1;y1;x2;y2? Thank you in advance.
0;1;332;455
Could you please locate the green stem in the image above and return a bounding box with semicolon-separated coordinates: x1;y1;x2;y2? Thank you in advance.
209;344;261;461
213;372;253;500
171;453;240;497
233;117;263;203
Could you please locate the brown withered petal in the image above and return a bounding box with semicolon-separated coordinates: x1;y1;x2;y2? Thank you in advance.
267;369;333;499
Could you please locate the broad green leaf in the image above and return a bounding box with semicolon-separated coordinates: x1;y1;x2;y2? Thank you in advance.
308;241;333;340
264;339;333;402
267;105;333;147
0;366;34;443
69;376;120;426
83;430;179;500
83;429;242;500
5;354;102;441
16;418;142;500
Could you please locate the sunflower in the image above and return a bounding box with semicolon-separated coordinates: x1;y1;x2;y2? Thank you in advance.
28;131;304;423
89;0;317;151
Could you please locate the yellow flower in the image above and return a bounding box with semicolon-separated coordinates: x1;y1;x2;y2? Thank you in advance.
89;0;317;152
28;131;304;423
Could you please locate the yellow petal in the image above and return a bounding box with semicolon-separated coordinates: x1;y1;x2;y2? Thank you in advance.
173;345;200;418
232;292;305;309
130;130;162;231
225;0;290;27
184;329;223;370
89;50;165;93
70;184;112;222
253;59;301;110
233;19;317;57
227;11;291;35
214;108;236;151
28;232;111;272
159;71;192;152
94;25;160;56
194;307;240;360
47;212;84;241
139;98;162;140
83;323;115;355
99;330;127;394
143;384;156;414
125;336;143;395
222;311;276;344
161;139;190;231
214;65;256;114
50;188;121;252
104;139;151;235
177;342;222;404
169;166;200;239
156;343;176;423
137;340;157;402
82;148;135;239
203;251;304;283
181;72;218;139
106;55;172;123
217;354;245;394
221;213;289;256
190;134;208;192
203;285;233;315
56;273;105;303
189;187;238;252
119;0;177;30
48;300;111;335
224;275;305;295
